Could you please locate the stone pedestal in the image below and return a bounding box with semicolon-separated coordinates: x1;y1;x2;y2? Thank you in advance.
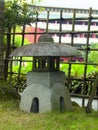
20;71;72;113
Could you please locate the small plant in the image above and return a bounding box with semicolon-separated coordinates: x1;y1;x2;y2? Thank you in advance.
0;81;20;101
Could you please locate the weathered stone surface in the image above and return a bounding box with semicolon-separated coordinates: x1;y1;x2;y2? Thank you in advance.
38;34;54;43
20;71;72;113
26;71;65;87
10;34;81;58
10;43;81;57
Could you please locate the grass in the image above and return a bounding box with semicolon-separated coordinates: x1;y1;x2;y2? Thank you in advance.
0;99;98;130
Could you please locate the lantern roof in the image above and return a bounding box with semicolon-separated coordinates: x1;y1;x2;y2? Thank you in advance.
10;42;81;57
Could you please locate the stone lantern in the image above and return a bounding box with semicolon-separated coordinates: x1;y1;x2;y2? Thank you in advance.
10;34;81;113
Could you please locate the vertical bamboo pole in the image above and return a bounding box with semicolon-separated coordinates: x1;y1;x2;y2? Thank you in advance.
34;13;38;43
46;11;49;33
67;9;76;89
82;8;92;106
17;25;25;84
59;10;63;43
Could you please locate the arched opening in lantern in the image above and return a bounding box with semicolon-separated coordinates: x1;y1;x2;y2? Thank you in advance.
60;96;65;112
30;97;39;113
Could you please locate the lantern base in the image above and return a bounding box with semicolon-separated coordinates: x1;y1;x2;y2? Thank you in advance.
19;71;72;113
